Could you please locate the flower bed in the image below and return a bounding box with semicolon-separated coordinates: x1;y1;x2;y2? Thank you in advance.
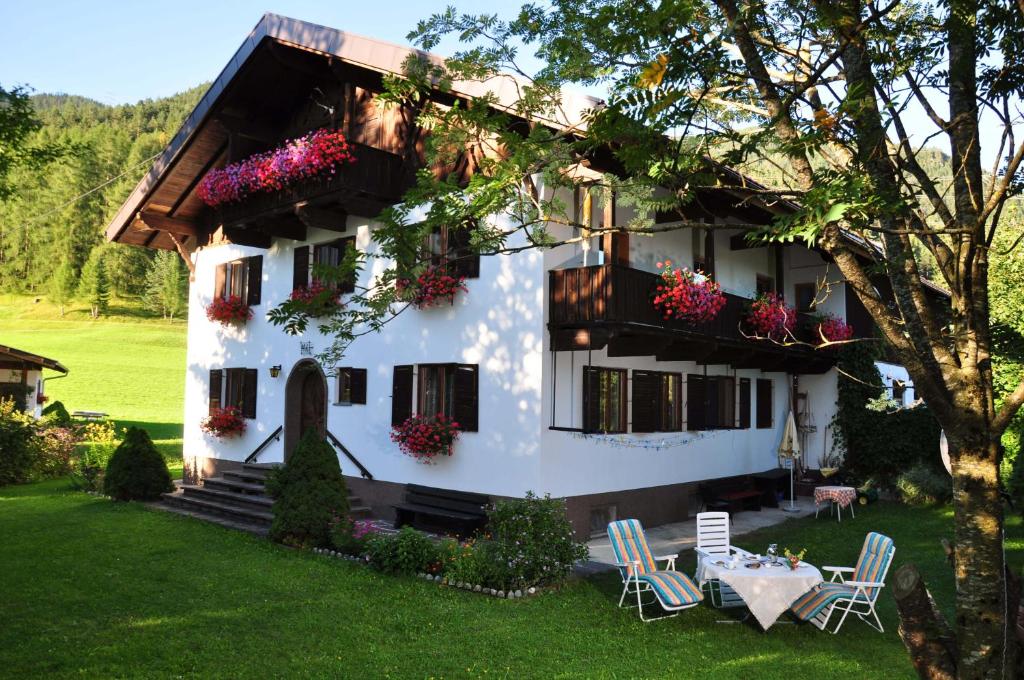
196;128;357;207
813;313;855;344
398;266;468;309
651;260;726;323
289;284;343;317
391;414;461;462
745;292;796;340
206;295;253;325
200;407;246;439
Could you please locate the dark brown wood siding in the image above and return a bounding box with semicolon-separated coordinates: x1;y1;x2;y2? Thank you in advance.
242;368;258;419
756;378;773;429
293;245;310;290
631;370;659;433
687;374;706;431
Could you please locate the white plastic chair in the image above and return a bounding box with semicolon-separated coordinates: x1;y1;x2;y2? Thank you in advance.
694;511;750;608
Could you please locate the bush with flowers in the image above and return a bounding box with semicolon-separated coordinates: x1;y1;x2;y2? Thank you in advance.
391;413;461;462
200;407;246;439
651;260;726;323
289;283;343;317
397;265;468;309
813;313;855;344
196;128;357;208
329;513;382;555
745;292;797;340
206;295;252;325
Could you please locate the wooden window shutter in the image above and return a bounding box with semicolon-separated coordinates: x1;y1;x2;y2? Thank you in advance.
338;236;357;294
293;245;310;290
447;226;480;279
739;378;752;429
214;263;227;300
631;370;660;433
582;367;602;433
241;369;258;419
246;256;263;306
452;364;479;432
706;377;720;429
209;369;223;414
350;368;367;405
391;365;414;426
687;374;706;431
756;379;773;429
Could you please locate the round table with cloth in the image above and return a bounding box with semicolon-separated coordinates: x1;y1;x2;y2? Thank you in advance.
814;485;858;522
699;558;823;629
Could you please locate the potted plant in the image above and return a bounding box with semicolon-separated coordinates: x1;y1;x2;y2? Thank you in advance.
390;414;461;463
289;283;343;317
745;292;796;340
200;406;246;439
206;295;253;325
651;260;727;323
812;313;855;344
196;128;357;208
397;266;468;309
784;548;806;570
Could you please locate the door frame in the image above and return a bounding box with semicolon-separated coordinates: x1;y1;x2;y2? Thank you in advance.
283;358;328;460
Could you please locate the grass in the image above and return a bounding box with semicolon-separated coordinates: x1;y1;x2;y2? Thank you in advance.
0;295;187;476
3;480;1021;679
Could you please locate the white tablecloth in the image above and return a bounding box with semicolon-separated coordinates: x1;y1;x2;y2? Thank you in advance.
699;558;823;629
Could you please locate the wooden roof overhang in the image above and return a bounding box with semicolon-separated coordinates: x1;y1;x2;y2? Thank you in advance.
0;345;68;374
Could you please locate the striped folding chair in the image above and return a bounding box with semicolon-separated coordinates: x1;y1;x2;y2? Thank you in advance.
790;532;895;633
607;519;703;622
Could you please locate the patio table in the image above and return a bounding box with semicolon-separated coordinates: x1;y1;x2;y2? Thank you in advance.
814;485;857;522
699;557;823;629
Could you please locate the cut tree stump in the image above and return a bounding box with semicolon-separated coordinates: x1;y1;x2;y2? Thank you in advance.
892;563;958;680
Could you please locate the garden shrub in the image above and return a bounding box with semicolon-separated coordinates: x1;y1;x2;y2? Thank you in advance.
70;421;119;492
32;426;76;478
329;515;380;555
896;463;953;505
103;427;174;501
265;428;348;548
486;492;588;590
439;538;501;586
365;526;440;574
0;399;38;486
40;400;73;426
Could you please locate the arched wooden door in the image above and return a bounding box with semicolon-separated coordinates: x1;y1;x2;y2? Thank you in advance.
284;360;327;460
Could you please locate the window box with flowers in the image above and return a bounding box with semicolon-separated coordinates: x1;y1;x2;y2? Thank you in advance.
811;313;855;345
391;414;461;463
289;283;343;317
206;295;253;325
651;260;726;323
36;393;49;406
397;266;468;310
200;407;247;439
745;292;797;341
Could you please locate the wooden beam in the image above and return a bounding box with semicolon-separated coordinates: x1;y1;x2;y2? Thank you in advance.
214;114;278;143
167;233;196;281
607;335;671;357
655;340;716;362
730;232;768;250
549;328;610;351
138;211;201;238
252;213;307;241
295;202;348;232
219;227;272;249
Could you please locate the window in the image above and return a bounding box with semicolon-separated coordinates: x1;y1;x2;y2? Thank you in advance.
209;367;257;418
391;364;478;431
794;282;816;313
692;223;714;276
632;370;682;433
214;256;262;305
336;368;367;405
686;375;737;430
739;378;752;428
293;238;357;293
423;225;480;279
756;275;775;296
756;378;774;429
583;367;627;433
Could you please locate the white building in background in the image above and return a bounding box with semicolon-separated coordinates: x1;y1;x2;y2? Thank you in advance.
105;14;942;535
0;344;67;419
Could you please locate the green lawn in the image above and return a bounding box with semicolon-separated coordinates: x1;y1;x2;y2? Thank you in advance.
0;294;187;475
3;479;1020;679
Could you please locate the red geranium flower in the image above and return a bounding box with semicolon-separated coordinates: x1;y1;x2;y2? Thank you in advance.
398;266;468;309
815;313;855;344
200;407;246;439
746;292;796;341
206;295;253;325
651;261;726;323
390;414;461;463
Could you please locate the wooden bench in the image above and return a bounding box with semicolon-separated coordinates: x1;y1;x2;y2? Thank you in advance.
393;484;489;538
698;476;763;515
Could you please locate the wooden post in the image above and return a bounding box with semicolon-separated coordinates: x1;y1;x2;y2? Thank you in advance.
892;563;958;679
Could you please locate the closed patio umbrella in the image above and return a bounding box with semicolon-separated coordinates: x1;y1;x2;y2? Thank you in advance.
778;411;801;512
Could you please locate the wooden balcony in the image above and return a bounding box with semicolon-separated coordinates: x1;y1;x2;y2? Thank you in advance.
548;264;836;373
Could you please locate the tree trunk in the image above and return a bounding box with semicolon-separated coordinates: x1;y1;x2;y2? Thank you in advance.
893;563;959;679
950;437;1008;679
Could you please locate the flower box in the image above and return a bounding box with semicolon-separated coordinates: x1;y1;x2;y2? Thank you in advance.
398;266;468;309
745;292;797;340
651;261;726;323
206;295;253;325
36;393;49;405
813;313;855;344
289;284;343;317
391;414;461;463
200;407;246;439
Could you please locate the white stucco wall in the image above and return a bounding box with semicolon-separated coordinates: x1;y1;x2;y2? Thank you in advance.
876;360;915;406
0;367;43;418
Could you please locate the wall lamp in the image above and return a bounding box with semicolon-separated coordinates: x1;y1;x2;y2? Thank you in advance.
269;365;282;378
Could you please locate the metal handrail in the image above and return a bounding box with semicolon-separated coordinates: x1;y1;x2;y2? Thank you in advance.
326;429;373;480
244;425;283;464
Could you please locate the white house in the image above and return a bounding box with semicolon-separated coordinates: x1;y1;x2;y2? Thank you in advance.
104;14;939;536
0;344;67;419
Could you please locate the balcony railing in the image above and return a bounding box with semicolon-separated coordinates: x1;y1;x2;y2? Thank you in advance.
548;264;821;346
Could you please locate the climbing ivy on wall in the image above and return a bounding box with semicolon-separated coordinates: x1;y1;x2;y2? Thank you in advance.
831;343;943;484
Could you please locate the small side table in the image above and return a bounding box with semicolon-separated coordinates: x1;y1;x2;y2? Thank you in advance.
814;486;858;522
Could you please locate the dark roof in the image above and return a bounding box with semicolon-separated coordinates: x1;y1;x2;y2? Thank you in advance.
0;344;68;373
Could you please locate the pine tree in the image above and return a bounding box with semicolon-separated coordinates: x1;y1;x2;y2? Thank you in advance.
143;250;186;320
49;259;76;316
78;246;110;318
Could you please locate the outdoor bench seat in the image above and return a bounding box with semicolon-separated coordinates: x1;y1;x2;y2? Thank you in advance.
393;484;489;538
699;476;763;515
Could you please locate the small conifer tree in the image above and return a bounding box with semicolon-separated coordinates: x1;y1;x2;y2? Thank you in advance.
103;427;174;501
